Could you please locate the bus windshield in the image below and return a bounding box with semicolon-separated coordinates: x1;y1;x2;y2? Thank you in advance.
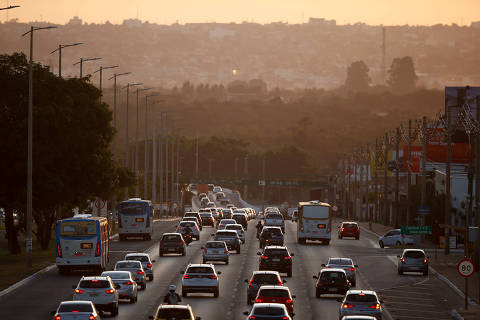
119;203;147;215
302;206;329;219
60;221;97;237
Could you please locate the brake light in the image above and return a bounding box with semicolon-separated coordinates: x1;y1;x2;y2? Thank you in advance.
123;281;133;285
343;304;354;308
136;270;144;274
56;243;62;257
179;241;184;245
341;228;344;231
261;255;268;259
55;316;61;320
249;317;256;320
74;289;84;294
424;258;428;263
255;298;263;303
204;248;208;254
283;317;289;320
72;311;79;313
95;242;100;257
105;288;115;294
89;316;95;320
219;224;224;228
284;256;291;260
91;279;98;282
347;268;355;271
147;263;152;268
210;275;217;279
369;303;380;309
401;257;406;263
177;227;181;230
224;249;228;253
285;299;293;303
183;274;189;279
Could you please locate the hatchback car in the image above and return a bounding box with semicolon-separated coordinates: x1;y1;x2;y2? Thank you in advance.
181;264;221;297
254;285;295;315
198;192;207;200
244;303;293;320
183;217;203;231
124;252;156;281
322;257;358;287
338;290;383;320
218;219;237;230
149;304;201;320
199;212;215;227
101;270;138;303
314;268;350;297
213;230;241;253
184;211;203;228
259;226;284;248
202;241;229;264
177;221;200;240
221;208;233;219
378;229;414;248
207;201;216;208
72;276;119;316
159;232;186;256
265;212;285;233
245;271;285;305
397;249;429;275
232;212;249;230
200;197;209;207
258;246;294;277
225;223;246;243
338;222;360;240
51;301;100;320
114;260;147;290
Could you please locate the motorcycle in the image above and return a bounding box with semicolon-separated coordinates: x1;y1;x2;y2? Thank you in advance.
183;232;193;246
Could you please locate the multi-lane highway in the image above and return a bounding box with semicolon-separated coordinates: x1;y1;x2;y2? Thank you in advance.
0;201;464;320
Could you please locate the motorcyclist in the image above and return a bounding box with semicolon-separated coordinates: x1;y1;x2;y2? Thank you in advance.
163;285;182;305
261;227;272;247
183;224;193;236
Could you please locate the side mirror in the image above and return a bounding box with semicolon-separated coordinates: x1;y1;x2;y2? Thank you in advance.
336;297;343;302
149;316;154;320
72;285;77;289
282;279;288;283
50;311;56;316
152;260;156;263
211;234;215;236
217;271;222;275
397;255;401;258
257;252;261;255
380;300;384;303
243;312;249;316
291;313;295;317
292;295;296;299
290;253;294;257
313;275;318;279
354;265;358;268
321;264;326;267
244;279;249;283
115;284;121;289
180;270;185;274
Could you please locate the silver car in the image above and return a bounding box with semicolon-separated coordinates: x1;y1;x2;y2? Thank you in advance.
101;270;138;303
225;223;246;243
181;263;221;297
378;229;414;248
218;219;237;230
397;249;429;276
125;252;156;281
114;260;147;290
323;257;358;287
177;221;200;240
51;301;100;320
338;290;383;320
202;240;229;264
72;276;119;316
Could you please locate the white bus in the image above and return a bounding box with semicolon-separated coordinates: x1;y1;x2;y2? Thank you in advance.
118;198;153;240
297;201;332;245
55;214;109;274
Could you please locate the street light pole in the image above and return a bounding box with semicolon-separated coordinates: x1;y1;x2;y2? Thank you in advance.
73;57;102;78
135;87;151;197
22;24;57;267
93;65;119;93
145;94;159;200
49;42;83;78
108;72;131;162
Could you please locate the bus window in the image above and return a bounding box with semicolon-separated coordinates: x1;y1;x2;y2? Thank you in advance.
61;221;97;236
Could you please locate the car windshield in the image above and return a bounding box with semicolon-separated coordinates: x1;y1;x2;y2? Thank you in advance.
119;203;147;215
116;261;141;268
266;213;283;220
253;274;279;284
320;271;346;280
259;289;289;297
346;293;378;302
226;225;242;231
187;267;214;274
79;280;110;288
404;251;425;258
329;258;352;266
254;306;285;315
156;309;191;319
216;231;237;237
102;272;130;279
342;223;357;228
163;235;181;241
200;213;212;217
180;222;195;227
220;220;235;224
265;228;282;236
264;249;288;257
58;303;93;313
126;255;149;262
206;242;225;248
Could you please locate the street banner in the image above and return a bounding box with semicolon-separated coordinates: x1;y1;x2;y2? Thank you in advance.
402;145;422;173
425;127;469;163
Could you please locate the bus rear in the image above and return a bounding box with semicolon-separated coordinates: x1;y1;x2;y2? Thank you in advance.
297;201;332;245
118;199;153;240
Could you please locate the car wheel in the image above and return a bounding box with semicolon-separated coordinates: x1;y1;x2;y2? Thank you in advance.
182;249;186;256
398;269;403;275
112;304;119;316
141;283;146;290
396;241;402;246
247;296;252;305
237;247;241;254
259;242;263;249
213;287;219;298
149;275;154;281
316;288;321;298
338;235;342;239
225;259;229;265
351;280;356;287
423;269;429;276
130;296;136;303
287;270;292;277
379;240;384;248
355;236;359;240
182;288;187;297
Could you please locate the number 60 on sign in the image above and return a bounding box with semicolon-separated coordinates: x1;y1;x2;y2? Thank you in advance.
457;259;475;278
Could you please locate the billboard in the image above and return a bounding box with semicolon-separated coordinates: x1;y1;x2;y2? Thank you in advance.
403;145;422;173
425;127;469;163
445;86;480;142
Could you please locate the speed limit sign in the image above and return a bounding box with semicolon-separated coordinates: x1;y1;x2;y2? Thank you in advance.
457;259;475;278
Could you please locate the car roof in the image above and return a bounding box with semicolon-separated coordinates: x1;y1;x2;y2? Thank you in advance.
263;226;282;230
163;232;182;236
102;270;130;275
217;229;238;234
403;248;425;252
252;270;280;275
157;304;192;310
341;317;377;320
341;221;358;224
59;301;93;306
225;223;243;227
328;257;353;264
321;268;347;273
264;245;287;249
206;240;227;244
258;285;290;290
125;252;149;257
346;290;377;295
80;276;110;281
116;260;141;264
187;263;215;268
252;303;287;309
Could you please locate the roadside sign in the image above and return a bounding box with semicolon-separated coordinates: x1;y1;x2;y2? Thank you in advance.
258;180;266;186
417;206;431;215
401;226;432;235
94;199;106;209
457;259;475;278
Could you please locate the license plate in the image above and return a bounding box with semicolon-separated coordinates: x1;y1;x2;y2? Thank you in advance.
328;288;337;292
74;252;83;256
213;250;220;254
168;248;175;252
89;293;98;296
81;243;92;249
273;258;280;262
136;218;144;222
313;231;318;234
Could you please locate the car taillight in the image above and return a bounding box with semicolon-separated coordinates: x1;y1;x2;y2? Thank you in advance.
401;257;406;263
89;315;95;320
147;263;152;268
105;289;115;294
95;242;100;257
183;274;189;279
424;258;428;263
343;304;354;308
123;281;133;285
278;280;283;285
255;298;263;303
224;249;228;253
347;268;355;271
249;317;256;320
177;227;181;230
369;303;380;309
74;289;84;294
341;228;344;231
57;243;62;257
284;256;291;260
204;248;208;254
261;255;268;259
179;241;184;245
210;275;217;279
283;317;289;320
219;224;224;228
55;316;61;320
136;270;144;274
285;299;293;303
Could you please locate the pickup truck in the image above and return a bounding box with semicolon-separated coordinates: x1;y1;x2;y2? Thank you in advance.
265;213;285;233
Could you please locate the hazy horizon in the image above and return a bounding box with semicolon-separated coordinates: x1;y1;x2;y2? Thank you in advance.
2;0;480;26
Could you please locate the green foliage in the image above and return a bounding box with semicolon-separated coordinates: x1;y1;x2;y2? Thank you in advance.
345;61;371;92
387;56;418;94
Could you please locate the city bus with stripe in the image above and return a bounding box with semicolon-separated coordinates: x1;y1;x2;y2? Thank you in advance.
118;198;153;241
55;214;109;274
297;201;332;245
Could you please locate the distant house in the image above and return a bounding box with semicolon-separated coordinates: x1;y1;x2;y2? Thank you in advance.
471;21;480;28
123;18;142;28
67;16;82;26
308;18;336;26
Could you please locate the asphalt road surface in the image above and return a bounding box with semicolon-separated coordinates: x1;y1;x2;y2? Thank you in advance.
1;215;464;320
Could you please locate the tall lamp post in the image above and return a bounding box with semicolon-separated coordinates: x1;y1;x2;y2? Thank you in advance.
145;94;159;200
22;24;57;267
135;87;152;197
49;42;83;78
123;82;143;199
108;72;131;162
73;57;101;78
93;65;119;92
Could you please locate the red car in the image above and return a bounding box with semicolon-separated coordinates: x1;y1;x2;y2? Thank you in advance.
338;222;360;240
254;285;295;315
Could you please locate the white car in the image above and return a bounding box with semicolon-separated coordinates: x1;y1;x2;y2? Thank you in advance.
378;229;414;248
265;212;285;233
207;201;216;208
181;263;221;297
101;270;138;303
114;260;147;290
225;223;246;243
51;301;100;320
72;276;119;316
125;252;156;281
218;219;236;230
213;186;222;193
177;221;200;240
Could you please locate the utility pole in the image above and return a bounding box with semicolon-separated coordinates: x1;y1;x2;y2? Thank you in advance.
395;127;401;228
374;138;379;223
135;87;151;197
176;134;180;206
73;57;101;78
165;114;169;208
109;72;130;162
49;42;83;78
343;156;347;219
159;113;164;208
347;155;352;220
145;94;159;200
151;102;157;203
93;65;118;94
421;117;427;228
445;112;452;255
244;154;249;201
262;154;266;212
171;130;175;209
353;151;357;219
383;133;389;225
195;133;199;180
407;120;412;225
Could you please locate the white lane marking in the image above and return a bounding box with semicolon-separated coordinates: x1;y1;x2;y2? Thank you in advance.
380;294;434;301
385;301;442;308
387;307;451;315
